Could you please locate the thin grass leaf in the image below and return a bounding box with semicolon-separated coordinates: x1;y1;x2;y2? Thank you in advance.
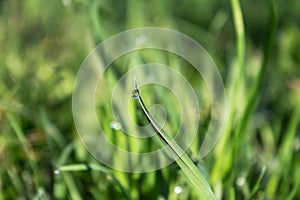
211;0;246;185
132;81;217;199
57;164;132;200
286;160;300;200
60;173;82;200
55;142;76;167
57;163;111;173
6;113;40;188
235;0;278;141
39;108;67;149
250;166;266;198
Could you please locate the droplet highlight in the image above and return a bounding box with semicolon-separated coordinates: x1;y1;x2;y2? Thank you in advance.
174;186;183;194
110;121;121;130
54;170;60;175
236;177;245;186
132;89;140;99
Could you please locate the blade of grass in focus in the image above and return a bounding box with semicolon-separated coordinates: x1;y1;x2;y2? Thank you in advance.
132;81;217;200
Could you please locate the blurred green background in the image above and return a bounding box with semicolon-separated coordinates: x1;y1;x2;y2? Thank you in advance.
0;0;300;199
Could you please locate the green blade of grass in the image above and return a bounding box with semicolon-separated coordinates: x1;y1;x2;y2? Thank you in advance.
60;173;82;200
211;0;246;185
6;113;40;188
249;166;266;198
235;0;278;144
57;163;132;200
57;163;111;173
132;82;217;199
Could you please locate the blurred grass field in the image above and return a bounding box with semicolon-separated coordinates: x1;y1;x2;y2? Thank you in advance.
1;0;300;199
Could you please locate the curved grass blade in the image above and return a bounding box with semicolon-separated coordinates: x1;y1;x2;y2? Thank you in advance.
132;80;217;199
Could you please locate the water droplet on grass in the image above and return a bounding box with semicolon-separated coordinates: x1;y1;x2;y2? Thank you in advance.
132;89;139;99
174;186;183;194
110;121;121;130
106;175;113;181
236;177;245;186
54;170;60;174
132;76;140;99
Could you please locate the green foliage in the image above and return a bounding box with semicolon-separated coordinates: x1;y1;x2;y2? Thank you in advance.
1;0;300;199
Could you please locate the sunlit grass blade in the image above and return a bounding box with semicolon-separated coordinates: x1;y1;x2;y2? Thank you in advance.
132;82;217;199
57;163;111;173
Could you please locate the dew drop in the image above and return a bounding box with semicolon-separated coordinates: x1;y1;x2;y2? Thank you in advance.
106;175;113;181
174;186;183;194
110;121;121;130
132;89;139;99
236;177;245;186
54;170;60;175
